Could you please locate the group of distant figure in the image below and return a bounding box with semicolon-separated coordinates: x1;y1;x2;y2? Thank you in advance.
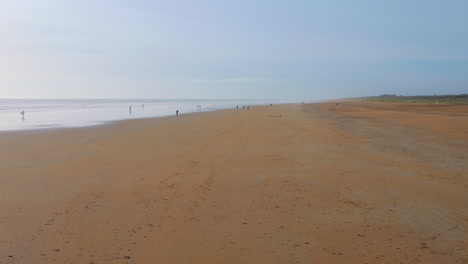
129;103;261;117
127;104;204;116
236;105;250;109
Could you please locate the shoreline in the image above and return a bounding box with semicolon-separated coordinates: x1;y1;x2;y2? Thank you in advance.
0;102;301;134
0;98;298;133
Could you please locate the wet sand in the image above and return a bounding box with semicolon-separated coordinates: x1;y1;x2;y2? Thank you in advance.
1;102;467;264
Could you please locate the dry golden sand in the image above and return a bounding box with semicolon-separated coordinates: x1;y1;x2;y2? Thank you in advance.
0;102;467;264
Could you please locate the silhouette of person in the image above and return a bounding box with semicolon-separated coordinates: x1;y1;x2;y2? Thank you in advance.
176;110;179;116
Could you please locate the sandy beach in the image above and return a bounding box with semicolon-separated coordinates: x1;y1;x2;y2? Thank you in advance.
0;102;467;264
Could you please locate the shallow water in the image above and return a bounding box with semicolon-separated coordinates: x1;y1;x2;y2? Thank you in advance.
0;99;295;131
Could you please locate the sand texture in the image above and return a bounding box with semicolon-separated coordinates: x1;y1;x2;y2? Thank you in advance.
1;102;467;264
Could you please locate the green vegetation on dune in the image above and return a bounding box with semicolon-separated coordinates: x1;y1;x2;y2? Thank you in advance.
362;94;468;104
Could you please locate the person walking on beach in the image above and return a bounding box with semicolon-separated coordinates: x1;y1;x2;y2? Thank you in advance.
129;106;132;114
176;110;179;116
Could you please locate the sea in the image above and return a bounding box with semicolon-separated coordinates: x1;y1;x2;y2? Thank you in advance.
0;99;300;131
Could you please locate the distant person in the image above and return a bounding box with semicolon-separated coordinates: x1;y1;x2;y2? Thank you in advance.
237;105;239;109
129;106;132;114
20;111;25;116
242;105;244;109
270;103;272;106
247;106;249;109
176;110;179;116
335;103;339;106
142;104;144;109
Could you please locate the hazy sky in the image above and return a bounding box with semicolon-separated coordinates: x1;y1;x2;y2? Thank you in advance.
1;0;467;99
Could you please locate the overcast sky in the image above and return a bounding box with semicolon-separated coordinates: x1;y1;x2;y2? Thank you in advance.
1;0;467;99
